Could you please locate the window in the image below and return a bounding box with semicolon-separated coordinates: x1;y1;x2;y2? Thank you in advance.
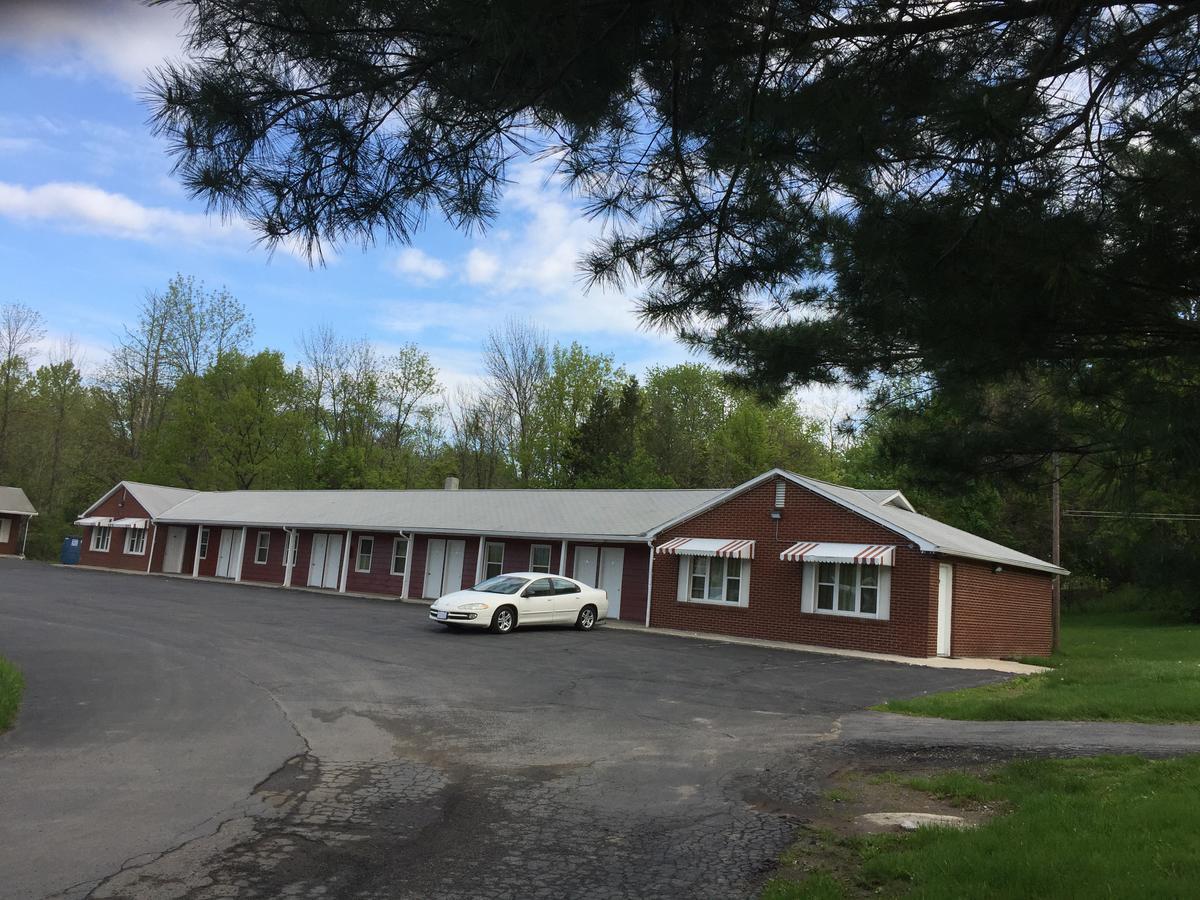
530;544;552;573
816;563;883;617
91;526;111;552
124;527;147;555
687;556;745;605
390;537;407;576
254;531;271;565
484;542;505;579
0;518;10;543
524;577;554;597
198;527;210;560
551;577;580;595
356;536;374;573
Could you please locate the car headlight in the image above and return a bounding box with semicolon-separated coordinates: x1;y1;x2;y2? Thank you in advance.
458;603;489;610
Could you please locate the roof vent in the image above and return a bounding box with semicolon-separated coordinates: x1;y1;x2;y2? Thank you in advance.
444;476;460;491
775;480;786;508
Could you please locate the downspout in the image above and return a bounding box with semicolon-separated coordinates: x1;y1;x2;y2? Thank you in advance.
20;515;30;558
644;538;655;628
145;523;158;573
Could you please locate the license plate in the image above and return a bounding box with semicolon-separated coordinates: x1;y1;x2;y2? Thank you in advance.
437;610;448;620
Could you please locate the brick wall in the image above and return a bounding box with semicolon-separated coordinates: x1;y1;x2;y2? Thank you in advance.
649;477;1054;658
948;557;1054;657
344;531;408;596
0;514;26;555
78;488;153;572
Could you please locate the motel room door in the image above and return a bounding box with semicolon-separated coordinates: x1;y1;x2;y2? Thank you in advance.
598;547;624;619
163;526;188;573
424;538;466;598
307;533;343;589
937;563;954;657
214;529;239;579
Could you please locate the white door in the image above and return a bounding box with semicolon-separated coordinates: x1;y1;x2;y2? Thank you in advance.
573;546;599;587
442;539;465;594
937;563;954;657
309;533;328;587
424;538;446;599
599;547;624;620
322;533;343;589
215;529;237;578
163;526;187;573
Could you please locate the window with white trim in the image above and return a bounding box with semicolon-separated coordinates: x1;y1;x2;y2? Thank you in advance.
484;542;505;579
390;537;407;576
688;556;746;604
124;527;147;555
198;527;210;560
530;544;552;573
255;531;271;564
816;562;883;617
356;536;374;573
91;526;111;552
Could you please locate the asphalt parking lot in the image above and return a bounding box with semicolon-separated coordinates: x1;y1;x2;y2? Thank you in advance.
0;559;1004;900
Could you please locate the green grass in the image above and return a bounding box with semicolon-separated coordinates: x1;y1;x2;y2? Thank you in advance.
765;755;1200;899
875;610;1200;722
0;655;23;732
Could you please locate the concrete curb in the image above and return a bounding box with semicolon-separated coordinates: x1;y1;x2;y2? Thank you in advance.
602;620;1049;675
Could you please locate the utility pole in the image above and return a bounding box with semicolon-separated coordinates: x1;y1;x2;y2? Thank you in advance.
1051;451;1061;652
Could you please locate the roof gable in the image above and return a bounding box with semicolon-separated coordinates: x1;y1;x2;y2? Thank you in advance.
0;486;36;516
80;481;200;520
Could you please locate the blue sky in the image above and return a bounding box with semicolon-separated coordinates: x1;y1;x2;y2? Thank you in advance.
0;0;704;393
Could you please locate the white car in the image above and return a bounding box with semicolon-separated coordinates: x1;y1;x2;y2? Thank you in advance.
429;572;608;634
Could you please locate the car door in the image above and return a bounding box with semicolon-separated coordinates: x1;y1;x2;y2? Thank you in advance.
519;577;556;624
550;577;583;623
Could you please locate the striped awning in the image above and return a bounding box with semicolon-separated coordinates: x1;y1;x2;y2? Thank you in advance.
779;542;895;565
656;537;756;559
110;517;149;529
74;516;113;527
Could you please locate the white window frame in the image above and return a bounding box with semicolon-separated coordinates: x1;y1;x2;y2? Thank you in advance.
390;537;407;576
677;556;751;608
254;530;271;565
123;527;147;556
804;561;891;620
530;544;552;574
198;526;210;560
356;535;374;573
484;541;505;579
0;518;10;543
91;526;111;553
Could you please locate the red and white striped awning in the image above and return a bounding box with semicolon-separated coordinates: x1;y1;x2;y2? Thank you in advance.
656;537;756;559
74;516;113;527
779;542;895;565
110;517;149;529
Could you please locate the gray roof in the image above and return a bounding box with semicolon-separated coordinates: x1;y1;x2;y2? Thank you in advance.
155;487;726;540
0;486;36;516
781;472;1066;575
81;481;200;519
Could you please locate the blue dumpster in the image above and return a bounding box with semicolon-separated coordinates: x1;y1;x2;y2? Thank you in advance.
60;535;82;565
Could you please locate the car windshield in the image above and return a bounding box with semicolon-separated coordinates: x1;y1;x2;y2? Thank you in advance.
471;575;528;595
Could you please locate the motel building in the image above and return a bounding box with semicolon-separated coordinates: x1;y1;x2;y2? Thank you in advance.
73;469;1065;659
0;486;37;558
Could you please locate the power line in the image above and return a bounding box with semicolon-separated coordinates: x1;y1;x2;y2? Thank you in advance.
1064;510;1200;522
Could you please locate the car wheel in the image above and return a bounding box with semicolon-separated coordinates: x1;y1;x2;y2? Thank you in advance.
490;605;516;634
575;605;597;631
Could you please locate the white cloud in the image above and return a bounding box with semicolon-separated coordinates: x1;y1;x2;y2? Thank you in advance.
0;180;309;261
0;0;187;90
464;248;500;285
392;247;449;282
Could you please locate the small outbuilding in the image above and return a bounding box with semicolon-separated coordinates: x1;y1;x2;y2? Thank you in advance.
0;486;37;557
72;469;1064;659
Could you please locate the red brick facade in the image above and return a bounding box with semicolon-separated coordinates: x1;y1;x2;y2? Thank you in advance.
0;513;28;555
78;487;155;572
648;477;1053;658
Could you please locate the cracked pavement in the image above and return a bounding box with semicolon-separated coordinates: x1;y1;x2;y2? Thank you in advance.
0;560;1008;899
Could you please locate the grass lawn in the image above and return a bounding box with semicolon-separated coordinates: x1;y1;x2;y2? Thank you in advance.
875;610;1200;723
0;655;23;732
764;755;1200;899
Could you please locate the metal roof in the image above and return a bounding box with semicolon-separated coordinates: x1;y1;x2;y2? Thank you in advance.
154;487;726;540
80;481;200;519
781;472;1067;575
0;486;36;516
